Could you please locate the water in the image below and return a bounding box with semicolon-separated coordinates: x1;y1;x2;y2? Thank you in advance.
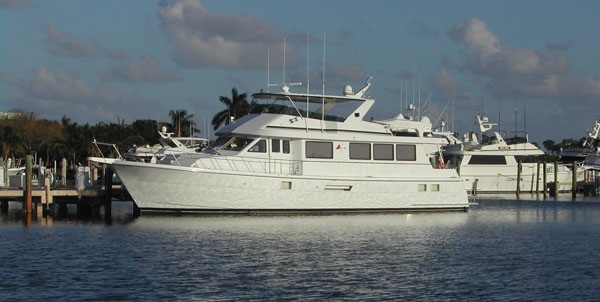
2;196;600;301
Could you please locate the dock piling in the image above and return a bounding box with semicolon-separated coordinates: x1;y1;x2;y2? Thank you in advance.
543;161;547;197
516;161;521;197
572;161;578;198
535;161;540;194
104;166;112;222
553;161;559;197
25;155;33;214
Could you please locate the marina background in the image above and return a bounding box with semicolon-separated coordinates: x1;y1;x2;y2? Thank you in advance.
2;196;599;300
2;0;600;144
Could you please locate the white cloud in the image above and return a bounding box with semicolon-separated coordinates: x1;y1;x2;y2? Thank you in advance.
447;17;600;101
41;24;94;57
430;66;477;108
1;66;164;123
157;0;289;69
99;55;180;83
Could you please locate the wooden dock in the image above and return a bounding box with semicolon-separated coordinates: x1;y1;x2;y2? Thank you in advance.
0;178;133;218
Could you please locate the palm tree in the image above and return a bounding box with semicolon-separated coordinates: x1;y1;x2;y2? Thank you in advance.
168;109;194;137
212;87;250;130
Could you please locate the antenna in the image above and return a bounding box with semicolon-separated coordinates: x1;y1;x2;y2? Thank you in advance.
267;37;301;93
283;36;286;84
524;98;527;135
306;33;310;131
307;32;310;95
267;44;270;92
452;99;455;134
412;65;415;108
418;76;421;119
400;66;403;112
514;104;517;137
322;32;326;95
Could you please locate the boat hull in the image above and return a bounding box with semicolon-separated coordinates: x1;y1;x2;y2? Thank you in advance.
459;164;579;194
111;161;469;213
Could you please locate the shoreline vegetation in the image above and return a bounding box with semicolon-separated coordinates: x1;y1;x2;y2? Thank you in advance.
0;87;255;170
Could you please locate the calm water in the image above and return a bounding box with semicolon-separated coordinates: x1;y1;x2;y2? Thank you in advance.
2;196;600;301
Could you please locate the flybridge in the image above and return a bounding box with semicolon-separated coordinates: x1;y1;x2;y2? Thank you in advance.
250;76;375;122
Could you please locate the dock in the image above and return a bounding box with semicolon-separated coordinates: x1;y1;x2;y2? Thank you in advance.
0;164;135;219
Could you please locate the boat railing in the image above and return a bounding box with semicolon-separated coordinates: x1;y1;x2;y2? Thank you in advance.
191;156;303;175
92;141;123;160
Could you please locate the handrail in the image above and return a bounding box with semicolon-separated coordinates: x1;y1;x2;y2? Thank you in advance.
185;155;303;176
92;141;123;160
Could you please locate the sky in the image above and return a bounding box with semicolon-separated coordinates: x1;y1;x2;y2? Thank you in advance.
1;0;600;145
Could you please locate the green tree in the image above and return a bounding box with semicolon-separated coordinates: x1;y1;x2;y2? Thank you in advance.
131;119;160;145
211;87;249;130
168;109;195;137
543;139;556;154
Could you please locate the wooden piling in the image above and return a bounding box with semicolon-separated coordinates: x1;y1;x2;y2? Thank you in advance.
516;161;521;197
61;158;67;186
1;200;7;213
543;161;547;197
572;161;578;198
1;158;6;187
535;161;540;194
44;175;51;216
104;166;112;222
553;161;559;197
25;155;33;213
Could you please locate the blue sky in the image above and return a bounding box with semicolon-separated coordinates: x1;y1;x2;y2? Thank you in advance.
2;0;600;144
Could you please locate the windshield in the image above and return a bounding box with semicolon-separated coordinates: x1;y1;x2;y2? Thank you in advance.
212;136;255;151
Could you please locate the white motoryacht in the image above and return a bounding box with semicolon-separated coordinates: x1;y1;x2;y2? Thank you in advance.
100;77;469;214
440;114;579;194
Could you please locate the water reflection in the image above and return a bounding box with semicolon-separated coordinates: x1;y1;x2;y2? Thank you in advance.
1;201;138;225
2;196;599;300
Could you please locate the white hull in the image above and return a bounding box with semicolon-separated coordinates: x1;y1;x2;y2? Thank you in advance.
111;160;468;213
456;160;585;194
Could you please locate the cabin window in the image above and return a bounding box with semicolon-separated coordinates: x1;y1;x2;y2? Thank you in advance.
396;144;416;161
468;155;507;165
282;140;290;154
215;136;254;151
248;139;267;153
373;144;394;160
272;139;280;153
349;143;371;160
515;155;541;163
306;141;333;159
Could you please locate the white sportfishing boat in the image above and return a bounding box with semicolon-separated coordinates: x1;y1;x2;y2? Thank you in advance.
560;120;600;167
440;114;578;194
101;77;469;213
91;127;209;165
123;126;209;163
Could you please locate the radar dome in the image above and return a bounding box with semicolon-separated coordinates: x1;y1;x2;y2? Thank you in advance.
343;85;353;96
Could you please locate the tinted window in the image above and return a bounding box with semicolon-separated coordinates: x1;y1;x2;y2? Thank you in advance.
468;155;507;165
272;139;280;153
248;139;267;153
282;140;290;154
373;144;394;160
350;143;371;160
515;155;541;163
306;141;333;159
396;145;416;161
